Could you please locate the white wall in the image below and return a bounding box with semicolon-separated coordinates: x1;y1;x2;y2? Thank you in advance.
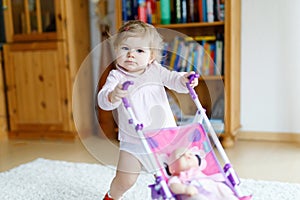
241;0;300;133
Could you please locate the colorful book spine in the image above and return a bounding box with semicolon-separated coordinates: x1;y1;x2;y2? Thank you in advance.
196;44;204;74
186;42;195;71
215;39;223;75
198;0;203;22
161;43;169;66
122;0;129;21
146;0;152;23
169;37;180;70
175;0;182;23
206;0;214;22
150;0;158;24
161;34;223;75
213;0;221;21
209;42;216;75
180;41;190;72
174;40;184;71
202;0;207;22
160;0;171;24
155;0;161;24
181;0;187;23
187;0;198;22
132;0;139;20
138;0;147;22
123;0;222;25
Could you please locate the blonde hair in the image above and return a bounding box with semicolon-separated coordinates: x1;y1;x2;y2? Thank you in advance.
112;20;164;63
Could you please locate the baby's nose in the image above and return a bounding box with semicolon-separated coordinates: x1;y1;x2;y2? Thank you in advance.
127;50;135;57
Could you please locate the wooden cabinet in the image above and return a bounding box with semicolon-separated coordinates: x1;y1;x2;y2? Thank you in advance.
0;51;8;138
2;0;90;139
112;0;241;147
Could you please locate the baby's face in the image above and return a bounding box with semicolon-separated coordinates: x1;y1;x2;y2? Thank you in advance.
116;37;153;75
169;151;199;175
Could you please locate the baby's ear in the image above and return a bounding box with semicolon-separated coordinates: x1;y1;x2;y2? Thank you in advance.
148;58;155;64
148;52;155;64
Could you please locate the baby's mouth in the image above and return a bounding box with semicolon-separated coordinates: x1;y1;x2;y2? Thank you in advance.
125;60;136;64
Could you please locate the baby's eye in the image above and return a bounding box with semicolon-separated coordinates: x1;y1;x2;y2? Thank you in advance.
136;49;145;53
121;46;129;51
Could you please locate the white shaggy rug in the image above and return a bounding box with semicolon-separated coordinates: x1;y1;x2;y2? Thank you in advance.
0;158;299;200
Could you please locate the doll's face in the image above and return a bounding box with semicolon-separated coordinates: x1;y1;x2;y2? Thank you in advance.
169;150;199;175
115;36;153;75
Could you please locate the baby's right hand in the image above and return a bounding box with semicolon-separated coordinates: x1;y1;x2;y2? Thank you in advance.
108;83;129;103
185;185;198;196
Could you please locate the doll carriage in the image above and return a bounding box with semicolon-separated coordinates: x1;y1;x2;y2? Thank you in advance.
121;75;252;200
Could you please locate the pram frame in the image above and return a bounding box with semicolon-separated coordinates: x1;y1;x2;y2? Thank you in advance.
121;74;246;200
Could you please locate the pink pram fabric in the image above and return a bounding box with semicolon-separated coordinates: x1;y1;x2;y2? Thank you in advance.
144;123;252;200
145;123;222;176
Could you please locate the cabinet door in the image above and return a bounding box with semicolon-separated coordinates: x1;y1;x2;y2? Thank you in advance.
3;42;71;136
3;0;65;42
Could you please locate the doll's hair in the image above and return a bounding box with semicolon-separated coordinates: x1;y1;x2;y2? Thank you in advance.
164;154;201;176
112;20;164;63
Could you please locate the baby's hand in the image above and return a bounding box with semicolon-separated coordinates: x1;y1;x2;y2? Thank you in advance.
108;83;129;103
183;71;199;88
185;185;198;196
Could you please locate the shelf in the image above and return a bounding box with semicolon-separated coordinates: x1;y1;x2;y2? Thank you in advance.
200;75;224;81
155;21;224;29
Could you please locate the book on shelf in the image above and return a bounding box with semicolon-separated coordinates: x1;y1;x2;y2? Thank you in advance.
175;0;182;23
169;36;179;70
138;0;147;22
203;119;224;133
161;35;224;76
167;91;224;131
146;0;158;24
201;0;207;22
160;0;171;24
181;0;188;23
206;0;214;22
219;0;225;21
213;0;221;21
187;0;199;23
121;0;224;24
122;0;138;21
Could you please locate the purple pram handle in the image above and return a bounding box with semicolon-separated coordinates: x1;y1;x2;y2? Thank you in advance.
186;73;199;100
122;81;134;108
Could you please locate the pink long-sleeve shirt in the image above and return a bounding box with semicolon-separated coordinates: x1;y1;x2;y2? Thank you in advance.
98;61;188;143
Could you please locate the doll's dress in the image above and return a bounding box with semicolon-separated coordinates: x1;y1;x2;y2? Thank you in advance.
168;167;238;200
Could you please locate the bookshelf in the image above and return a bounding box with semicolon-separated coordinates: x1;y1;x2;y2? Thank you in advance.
100;0;240;147
2;0;90;140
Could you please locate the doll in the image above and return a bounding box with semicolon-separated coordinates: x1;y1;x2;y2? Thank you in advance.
166;147;240;200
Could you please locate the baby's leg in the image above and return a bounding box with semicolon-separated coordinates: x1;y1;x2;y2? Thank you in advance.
109;150;142;200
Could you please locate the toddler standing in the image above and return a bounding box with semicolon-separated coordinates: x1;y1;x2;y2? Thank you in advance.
98;20;198;200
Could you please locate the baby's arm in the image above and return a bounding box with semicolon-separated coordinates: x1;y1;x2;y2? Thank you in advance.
182;71;199;88
98;71;126;110
108;83;128;103
169;182;198;196
158;63;198;93
168;176;198;196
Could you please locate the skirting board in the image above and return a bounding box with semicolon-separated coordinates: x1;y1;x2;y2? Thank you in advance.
237;131;300;143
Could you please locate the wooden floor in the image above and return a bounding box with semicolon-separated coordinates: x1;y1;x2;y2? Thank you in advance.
0;135;300;183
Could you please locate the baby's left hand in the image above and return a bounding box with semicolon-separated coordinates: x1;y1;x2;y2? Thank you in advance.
183;71;199;88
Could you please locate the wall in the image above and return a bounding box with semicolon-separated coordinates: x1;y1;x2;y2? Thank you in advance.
241;0;300;134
